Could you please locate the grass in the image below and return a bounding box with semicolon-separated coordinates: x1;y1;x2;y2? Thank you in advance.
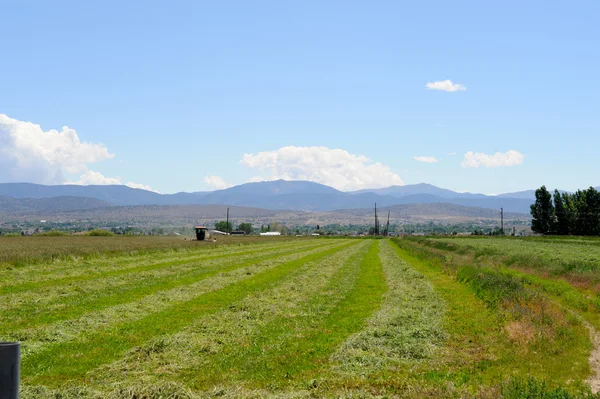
0;235;297;268
3;236;600;398
392;237;594;396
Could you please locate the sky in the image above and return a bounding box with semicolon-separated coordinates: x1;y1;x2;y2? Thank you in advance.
1;0;599;194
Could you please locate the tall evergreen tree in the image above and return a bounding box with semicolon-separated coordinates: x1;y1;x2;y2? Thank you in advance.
562;192;576;235
585;187;600;235
573;190;588;235
530;186;555;235
553;190;570;235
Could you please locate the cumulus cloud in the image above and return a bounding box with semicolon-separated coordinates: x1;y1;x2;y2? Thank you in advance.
125;182;157;192
461;150;525;168
248;176;267;183
414;156;439;163
0;114;114;184
203;175;233;190
240;146;403;191
68;170;158;192
426;80;466;92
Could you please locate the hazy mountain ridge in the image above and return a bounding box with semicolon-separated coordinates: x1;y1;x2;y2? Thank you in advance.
0;202;529;229
0;180;590;214
333;203;526;219
0;196;111;213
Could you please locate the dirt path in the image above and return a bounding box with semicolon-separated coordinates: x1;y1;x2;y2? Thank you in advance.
553;300;600;393
580;318;600;393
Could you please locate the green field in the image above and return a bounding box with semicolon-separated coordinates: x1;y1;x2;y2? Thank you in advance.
2;236;600;398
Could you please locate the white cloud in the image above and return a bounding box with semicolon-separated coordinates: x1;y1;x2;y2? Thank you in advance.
248;176;267;183
0;114;114;184
414;156;439;163
68;170;159;192
203;175;233;190
240;146;403;191
426;80;466;92
125;182;156;192
0;114;156;191
71;170;122;185
448;152;457;156
461;150;525;168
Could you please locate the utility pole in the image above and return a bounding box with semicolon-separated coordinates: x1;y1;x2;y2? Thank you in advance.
385;210;390;236
501;207;504;235
226;207;230;234
374;203;379;236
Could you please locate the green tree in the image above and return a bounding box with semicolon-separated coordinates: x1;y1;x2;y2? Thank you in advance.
530;186;555;235
238;222;253;235
553;190;570;235
577;187;600;235
214;221;232;233
588;187;600;235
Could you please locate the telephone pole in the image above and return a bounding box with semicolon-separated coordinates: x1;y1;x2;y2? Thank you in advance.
385;210;390;236
226;207;230;234
500;207;504;235
374;203;379;235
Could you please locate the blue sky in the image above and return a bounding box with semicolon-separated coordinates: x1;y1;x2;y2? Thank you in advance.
1;0;598;194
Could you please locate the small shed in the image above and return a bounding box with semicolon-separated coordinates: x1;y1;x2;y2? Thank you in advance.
195;225;208;241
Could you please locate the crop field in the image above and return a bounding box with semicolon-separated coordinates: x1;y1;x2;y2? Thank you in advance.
2;236;600;398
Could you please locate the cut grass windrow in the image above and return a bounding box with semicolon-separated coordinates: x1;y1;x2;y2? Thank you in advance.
7;241;343;357
23;240;357;386
0;240;287;282
261;240;387;383
183;240;387;390
172;240;374;390
332;239;445;374
86;240;373;393
0;241;333;331
0;240;319;295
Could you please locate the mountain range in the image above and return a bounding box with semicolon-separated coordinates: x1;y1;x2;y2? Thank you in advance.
0;181;595;214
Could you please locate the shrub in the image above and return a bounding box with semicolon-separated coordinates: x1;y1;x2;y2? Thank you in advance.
38;230;70;237
86;229;115;237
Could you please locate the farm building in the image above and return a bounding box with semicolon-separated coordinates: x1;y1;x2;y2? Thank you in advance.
195;226;208;240
260;232;281;236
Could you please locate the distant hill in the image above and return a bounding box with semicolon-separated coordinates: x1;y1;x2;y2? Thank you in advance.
333;203;527;219
0;183;205;206
351;183;488;199
2;201;529;229
0;180;574;213
208;180;340;196
0;196;111;213
28;204;282;225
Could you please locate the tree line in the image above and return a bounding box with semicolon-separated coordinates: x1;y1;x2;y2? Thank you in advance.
531;186;600;235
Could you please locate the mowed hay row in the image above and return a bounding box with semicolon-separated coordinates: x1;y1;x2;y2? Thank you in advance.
0;238;316;289
20;240;356;387
0;235;299;268
3;240;347;359
90;240;373;392
8;237;600;398
0;239;332;320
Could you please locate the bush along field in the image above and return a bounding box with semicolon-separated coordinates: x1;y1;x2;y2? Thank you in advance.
1;236;600;398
